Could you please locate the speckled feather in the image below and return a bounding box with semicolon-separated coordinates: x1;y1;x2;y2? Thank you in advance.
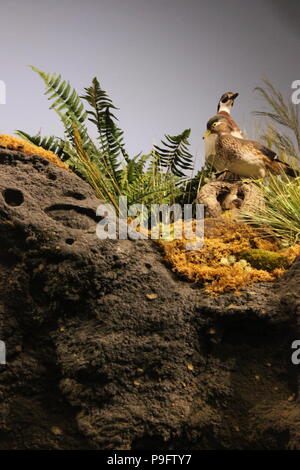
215;134;296;178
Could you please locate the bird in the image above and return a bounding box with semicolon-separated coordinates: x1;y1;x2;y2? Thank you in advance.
217;92;243;139
203;115;298;178
204;92;243;169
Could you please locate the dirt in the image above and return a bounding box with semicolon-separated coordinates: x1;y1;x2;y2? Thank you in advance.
0;148;299;450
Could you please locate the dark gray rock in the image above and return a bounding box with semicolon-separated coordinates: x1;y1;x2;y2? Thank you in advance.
0;149;299;450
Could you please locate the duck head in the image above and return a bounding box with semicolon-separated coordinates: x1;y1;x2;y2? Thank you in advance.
217;92;239;114
203;115;234;138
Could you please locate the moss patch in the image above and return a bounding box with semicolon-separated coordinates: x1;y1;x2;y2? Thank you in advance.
158;217;300;295
240;249;289;271
0;135;70;171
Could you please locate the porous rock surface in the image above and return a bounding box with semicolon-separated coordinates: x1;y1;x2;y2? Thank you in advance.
0;149;299;450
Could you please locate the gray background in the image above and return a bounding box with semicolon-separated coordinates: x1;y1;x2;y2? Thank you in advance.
0;0;299;167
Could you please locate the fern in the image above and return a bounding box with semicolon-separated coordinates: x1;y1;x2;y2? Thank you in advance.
121;153;149;188
124;171;181;207
15;130;71;161
101;107;125;180
17;67;199;213
30;66;91;148
154;128;194;177
81;77;116;137
31;66;86;122
82;77;129;178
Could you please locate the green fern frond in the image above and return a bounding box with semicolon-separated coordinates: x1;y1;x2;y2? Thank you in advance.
102;107;124;177
82;77;129;166
81;77;116;137
15;130;71;161
154;128;194;177
31;66;87;123
124;171;181;207
121;153;150;188
31;66;90;148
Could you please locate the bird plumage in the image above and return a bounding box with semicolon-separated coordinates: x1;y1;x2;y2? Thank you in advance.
217;92;243;138
204;92;243;169
206;115;298;178
217;112;243;139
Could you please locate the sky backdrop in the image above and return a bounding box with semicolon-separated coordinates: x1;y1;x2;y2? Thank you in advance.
0;0;299;167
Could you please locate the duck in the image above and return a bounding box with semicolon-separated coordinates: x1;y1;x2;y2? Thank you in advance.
203;115;298;178
204;92;243;169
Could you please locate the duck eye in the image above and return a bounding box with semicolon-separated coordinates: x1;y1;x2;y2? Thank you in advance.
221;97;228;103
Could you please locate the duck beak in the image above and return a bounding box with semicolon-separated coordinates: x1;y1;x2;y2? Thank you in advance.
232;92;239;100
203;130;211;139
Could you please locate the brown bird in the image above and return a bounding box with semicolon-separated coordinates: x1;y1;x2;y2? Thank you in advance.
217;92;243;139
204;92;243;169
203;115;298;178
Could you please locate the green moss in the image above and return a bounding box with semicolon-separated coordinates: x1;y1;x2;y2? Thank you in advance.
239;249;289;272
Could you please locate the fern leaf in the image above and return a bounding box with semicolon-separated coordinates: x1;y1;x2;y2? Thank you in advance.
82;77;129;174
31;66;86;123
15;130;71;161
154;128;194;177
30;66;90;149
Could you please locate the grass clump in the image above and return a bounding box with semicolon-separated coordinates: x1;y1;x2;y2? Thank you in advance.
241;81;300;247
241;173;300;246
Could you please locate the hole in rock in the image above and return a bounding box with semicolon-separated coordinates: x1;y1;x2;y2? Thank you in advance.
45;204;100;230
64;191;86;200
47;173;57;181
3;188;24;207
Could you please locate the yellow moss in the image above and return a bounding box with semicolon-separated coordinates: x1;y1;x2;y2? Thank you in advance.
0;135;70;171
158;217;300;295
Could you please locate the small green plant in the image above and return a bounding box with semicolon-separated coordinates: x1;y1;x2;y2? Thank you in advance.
241;81;300;246
240;173;300;246
17;67;197;212
239;248;289;271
